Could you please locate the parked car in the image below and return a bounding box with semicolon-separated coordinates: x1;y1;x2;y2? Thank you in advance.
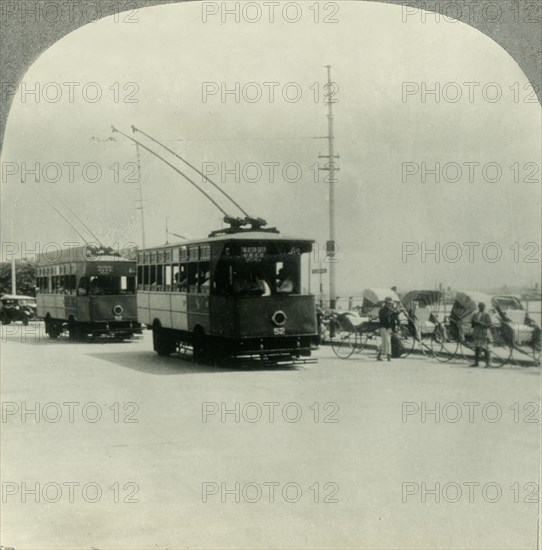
492;295;540;346
0;295;37;326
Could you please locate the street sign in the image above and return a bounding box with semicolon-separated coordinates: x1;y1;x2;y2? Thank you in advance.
312;268;327;274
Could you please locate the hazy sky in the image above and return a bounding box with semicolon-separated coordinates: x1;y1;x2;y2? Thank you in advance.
1;1;540;294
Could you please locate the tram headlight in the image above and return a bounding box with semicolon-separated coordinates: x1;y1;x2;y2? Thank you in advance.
271;310;287;327
113;304;124;316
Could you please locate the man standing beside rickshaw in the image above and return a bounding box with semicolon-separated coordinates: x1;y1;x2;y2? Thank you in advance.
471;302;492;368
377;297;399;362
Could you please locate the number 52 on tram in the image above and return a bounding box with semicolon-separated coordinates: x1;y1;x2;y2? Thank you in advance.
136;231;319;361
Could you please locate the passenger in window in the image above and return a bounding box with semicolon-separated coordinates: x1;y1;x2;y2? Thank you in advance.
200;271;211;291
174;272;188;291
256;275;271;296
89;278;103;295
277;266;294;293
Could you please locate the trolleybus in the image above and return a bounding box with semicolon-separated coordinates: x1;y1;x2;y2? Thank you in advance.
137;223;318;362
36;246;142;340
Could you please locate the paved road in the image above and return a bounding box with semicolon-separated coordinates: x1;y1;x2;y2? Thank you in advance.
1;323;540;549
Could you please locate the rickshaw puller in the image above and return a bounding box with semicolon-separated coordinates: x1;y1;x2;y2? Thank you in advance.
377;297;398;362
471;302;492;368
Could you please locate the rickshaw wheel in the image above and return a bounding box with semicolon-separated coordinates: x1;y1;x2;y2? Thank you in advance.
430;332;458;362
331;331;357;359
398;325;417;358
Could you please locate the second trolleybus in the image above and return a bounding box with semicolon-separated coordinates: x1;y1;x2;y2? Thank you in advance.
36;245;142;340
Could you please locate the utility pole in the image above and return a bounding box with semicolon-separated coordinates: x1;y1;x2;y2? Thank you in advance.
10;202;16;295
319;65;339;309
133;137;147;250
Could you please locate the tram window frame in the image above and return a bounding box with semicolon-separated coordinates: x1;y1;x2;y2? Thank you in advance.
143;265;150;290
198;261;211;294
156;263;164;291
172;265;180;291
165;264;173;291
137;265;143;290
149;265;157;290
187;262;198;293
175;264;187;292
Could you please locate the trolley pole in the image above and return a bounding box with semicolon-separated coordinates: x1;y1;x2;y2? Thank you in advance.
322;65;338;309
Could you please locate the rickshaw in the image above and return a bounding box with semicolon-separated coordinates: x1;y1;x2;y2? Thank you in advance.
330;288;416;359
0;295;37;326
401;290;449;357
433;291;517;366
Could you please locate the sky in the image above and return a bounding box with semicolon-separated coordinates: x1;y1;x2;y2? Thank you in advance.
1;0;540;296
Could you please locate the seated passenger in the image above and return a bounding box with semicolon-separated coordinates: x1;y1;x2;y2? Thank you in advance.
277;267;294;293
89;279;103;295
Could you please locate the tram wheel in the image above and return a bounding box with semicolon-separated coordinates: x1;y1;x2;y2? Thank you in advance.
68;319;81;340
153;326;175;356
192;327;207;362
46;324;59;339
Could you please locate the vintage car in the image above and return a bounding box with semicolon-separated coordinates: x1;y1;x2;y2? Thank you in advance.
0;294;37;325
491;295;540;346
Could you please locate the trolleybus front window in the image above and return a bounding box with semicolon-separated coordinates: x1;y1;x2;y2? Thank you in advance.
80;275;136;296
213;250;301;296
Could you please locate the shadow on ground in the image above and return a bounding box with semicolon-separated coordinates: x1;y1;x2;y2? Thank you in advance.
86;349;307;375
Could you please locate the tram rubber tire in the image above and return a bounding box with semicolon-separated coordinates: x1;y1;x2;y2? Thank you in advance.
46;324;59;339
192;329;208;363
153;327;175;356
68;321;80;340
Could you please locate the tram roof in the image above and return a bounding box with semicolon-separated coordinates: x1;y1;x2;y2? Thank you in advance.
1;294;36;300
143;231;315;251
35;246;135;265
